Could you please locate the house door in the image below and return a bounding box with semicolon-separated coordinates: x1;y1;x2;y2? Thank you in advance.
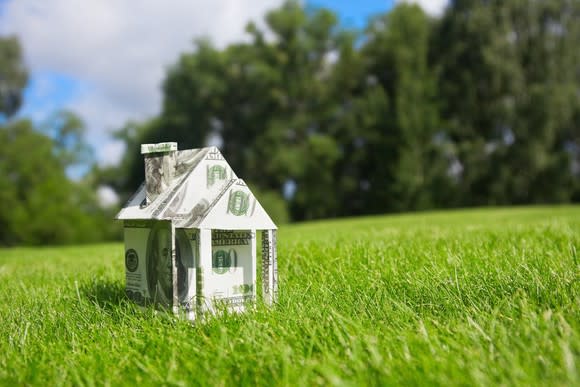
175;228;196;308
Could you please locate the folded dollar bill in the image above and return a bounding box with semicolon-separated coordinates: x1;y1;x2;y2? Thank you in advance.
117;143;278;319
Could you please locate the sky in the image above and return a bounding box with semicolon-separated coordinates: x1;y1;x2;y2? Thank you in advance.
0;0;448;172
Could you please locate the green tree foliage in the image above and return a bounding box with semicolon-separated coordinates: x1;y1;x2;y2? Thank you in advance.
0;36;28;118
116;1;347;220
435;0;580;205
41;110;94;170
353;4;448;212
0;120;109;245
0;37;118;246
111;0;580;221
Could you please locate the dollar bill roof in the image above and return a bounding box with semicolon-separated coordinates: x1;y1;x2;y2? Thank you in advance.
116;146;276;230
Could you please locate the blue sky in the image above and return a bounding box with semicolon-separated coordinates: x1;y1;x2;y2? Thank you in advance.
0;0;443;170
309;0;395;28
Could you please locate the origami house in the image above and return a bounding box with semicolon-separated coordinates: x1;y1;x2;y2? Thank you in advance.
116;142;278;319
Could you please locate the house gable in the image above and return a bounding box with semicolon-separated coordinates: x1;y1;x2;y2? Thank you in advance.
196;179;277;230
117;146;278;231
160;147;236;223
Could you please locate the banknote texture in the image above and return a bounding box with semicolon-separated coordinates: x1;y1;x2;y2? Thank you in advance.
119;144;277;319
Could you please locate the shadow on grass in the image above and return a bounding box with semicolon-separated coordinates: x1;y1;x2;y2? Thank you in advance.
80;278;127;312
79;279;179;325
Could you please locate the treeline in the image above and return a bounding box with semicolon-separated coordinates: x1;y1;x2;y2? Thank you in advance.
0;38;119;246
2;0;580;246
104;0;580;223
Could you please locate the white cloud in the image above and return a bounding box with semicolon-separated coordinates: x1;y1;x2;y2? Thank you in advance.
0;0;283;165
396;0;448;17
97;185;120;207
99;139;126;167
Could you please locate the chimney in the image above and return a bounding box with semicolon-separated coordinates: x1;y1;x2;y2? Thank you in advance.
141;142;177;205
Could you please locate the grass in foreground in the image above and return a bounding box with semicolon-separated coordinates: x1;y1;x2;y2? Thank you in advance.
0;206;579;386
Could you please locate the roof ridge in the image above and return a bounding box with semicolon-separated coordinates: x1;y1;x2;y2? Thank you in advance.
150;148;210;218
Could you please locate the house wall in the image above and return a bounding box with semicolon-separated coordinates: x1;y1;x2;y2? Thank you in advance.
123;220;196;310
202;229;255;310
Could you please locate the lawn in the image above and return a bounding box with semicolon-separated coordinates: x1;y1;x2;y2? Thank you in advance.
0;206;579;386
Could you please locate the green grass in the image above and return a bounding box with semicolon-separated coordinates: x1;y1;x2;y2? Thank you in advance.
1;206;579;386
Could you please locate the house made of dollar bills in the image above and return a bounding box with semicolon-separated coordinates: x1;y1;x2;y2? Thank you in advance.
116;142;277;319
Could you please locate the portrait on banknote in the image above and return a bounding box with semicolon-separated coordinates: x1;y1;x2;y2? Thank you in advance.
146;222;191;305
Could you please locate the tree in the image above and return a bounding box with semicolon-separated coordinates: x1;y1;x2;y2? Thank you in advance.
41;110;94;170
0;120;106;245
110;0;580;222
0;36;118;245
346;4;448;212
0;36;28;119
115;1;345;221
434;0;580;205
